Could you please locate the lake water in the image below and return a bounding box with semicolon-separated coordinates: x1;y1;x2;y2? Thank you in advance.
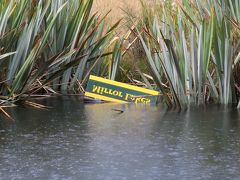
0;97;240;180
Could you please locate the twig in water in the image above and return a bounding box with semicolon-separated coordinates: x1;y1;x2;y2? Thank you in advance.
0;107;14;121
112;109;124;114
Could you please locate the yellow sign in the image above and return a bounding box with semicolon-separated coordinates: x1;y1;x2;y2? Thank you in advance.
85;75;159;104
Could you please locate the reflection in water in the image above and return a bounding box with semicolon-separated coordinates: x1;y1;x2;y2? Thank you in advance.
0;97;240;179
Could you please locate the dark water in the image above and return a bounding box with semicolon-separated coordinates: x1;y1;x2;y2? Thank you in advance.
0;97;240;180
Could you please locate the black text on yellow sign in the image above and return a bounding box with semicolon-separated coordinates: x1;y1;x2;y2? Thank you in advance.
85;75;159;104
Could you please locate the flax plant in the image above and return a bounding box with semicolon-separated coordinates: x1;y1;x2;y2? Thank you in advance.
0;0;119;105
135;0;240;108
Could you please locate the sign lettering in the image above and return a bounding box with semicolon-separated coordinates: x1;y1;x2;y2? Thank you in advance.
85;75;159;104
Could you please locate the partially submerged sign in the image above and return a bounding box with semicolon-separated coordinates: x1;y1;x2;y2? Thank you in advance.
85;75;159;104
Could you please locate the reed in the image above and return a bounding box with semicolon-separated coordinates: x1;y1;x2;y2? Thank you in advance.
0;0;119;105
132;0;240;108
0;0;239;111
92;0;142;26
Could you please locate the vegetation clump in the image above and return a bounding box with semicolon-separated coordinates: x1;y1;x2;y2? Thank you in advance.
0;0;239;112
0;0;120;106
130;0;240;108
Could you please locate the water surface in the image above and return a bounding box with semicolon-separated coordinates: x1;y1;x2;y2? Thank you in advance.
0;97;240;179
